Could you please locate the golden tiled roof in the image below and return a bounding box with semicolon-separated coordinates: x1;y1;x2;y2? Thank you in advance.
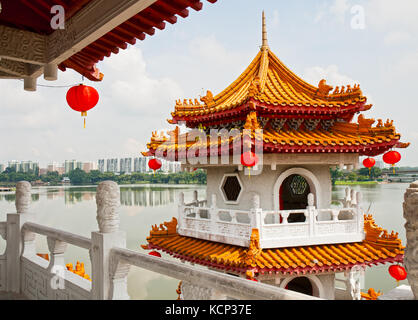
143;112;406;157
171;46;367;119
142;215;404;276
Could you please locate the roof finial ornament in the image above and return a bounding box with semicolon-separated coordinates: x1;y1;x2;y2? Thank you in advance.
261;11;268;50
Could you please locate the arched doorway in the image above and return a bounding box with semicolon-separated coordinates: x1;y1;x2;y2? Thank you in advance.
279;174;310;223
285;277;313;296
273;167;322;214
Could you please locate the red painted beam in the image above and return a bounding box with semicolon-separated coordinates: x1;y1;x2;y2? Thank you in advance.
114;25;146;41
108;30;137;46
135;14;166;30
158;1;189;18
125;19;155;36
176;0;203;11
145;5;177;24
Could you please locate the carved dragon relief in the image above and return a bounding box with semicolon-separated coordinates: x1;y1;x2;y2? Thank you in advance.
148;217;178;238
244;229;261;267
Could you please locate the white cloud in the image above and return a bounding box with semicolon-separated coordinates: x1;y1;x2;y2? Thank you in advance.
314;0;350;24
366;0;418;32
329;0;350;23
303;64;358;87
383;31;412;46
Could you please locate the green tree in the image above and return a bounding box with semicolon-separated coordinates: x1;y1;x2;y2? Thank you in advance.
68;168;90;185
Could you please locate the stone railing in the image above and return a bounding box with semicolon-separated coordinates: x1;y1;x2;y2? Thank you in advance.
177;191;364;248
0;181;317;300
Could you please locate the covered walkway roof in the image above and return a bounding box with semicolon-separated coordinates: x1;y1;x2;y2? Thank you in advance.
0;0;218;90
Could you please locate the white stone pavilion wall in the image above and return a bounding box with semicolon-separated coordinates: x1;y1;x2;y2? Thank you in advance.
206;164;332;211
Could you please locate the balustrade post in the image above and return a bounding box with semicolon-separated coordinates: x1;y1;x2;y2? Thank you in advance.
193;190;198;206
91;181;127;300
403;181;418;299
46;238;68;272
210;194;217;233
250;195;262;243
307;193;315;237
356;192;364;234
178;192;185;231
6;181;35;293
350;189;357;207
344;187;351;208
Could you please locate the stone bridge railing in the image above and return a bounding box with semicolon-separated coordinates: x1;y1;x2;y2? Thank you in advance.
178;190;364;249
0;181;318;300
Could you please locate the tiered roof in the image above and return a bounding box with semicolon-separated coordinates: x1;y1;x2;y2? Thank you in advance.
143;13;408;159
142;215;403;276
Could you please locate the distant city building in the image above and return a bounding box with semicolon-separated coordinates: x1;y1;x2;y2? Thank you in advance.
0;164;4;172
64;160;77;173
82;162;95;173
120;158;132;174
6;160;39;173
7;160;19;171
39;168;48;175
76;161;83;170
106;158;118;173
98;159;105;173
133;157;147;173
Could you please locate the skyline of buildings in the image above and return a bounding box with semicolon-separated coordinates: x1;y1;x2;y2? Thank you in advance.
0;155;181;175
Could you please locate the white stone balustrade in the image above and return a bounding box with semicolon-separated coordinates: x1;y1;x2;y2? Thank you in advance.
177;191;365;249
0;180;318;300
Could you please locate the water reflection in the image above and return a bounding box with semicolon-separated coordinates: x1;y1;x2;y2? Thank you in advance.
1;185;186;208
120;187;176;207
0;193;40;202
0;183;411;299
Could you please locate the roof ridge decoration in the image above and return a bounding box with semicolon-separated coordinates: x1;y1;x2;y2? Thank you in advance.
243;229;261;267
147;217;178;239
364;214;404;252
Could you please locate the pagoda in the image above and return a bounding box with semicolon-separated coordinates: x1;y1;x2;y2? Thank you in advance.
141;13;409;300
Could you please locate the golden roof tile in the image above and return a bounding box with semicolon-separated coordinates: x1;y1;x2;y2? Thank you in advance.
143;216;404;275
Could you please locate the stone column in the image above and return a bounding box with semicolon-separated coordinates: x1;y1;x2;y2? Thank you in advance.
307;193;315;237
6;181;35;293
250;194;262;237
403;181;418;299
90;181;127;300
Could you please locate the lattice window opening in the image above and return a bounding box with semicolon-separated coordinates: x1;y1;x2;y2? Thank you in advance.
24;232;93;281
218;211;233;222
235;212;250;224
338;210;355;221
264;213;278;224
222;176;242;202
198;209;209;219
289;175;309;196
287;212;307;223
185;208;196;218
316;210;333;222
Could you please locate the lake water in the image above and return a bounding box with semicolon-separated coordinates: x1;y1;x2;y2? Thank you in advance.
0;183;411;299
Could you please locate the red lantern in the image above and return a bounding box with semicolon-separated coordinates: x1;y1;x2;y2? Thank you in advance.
383;150;401;174
240;151;259;167
148;158;162;173
241;151;258;177
148;251;161;257
66;84;99;128
388;264;407;283
363;157;376;175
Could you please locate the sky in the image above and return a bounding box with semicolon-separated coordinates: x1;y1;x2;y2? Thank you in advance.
1;0;417;167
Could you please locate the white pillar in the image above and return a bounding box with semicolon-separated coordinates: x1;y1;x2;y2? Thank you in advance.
91;181;127;300
250;194;262;233
307;193;315;237
6;181;35;293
